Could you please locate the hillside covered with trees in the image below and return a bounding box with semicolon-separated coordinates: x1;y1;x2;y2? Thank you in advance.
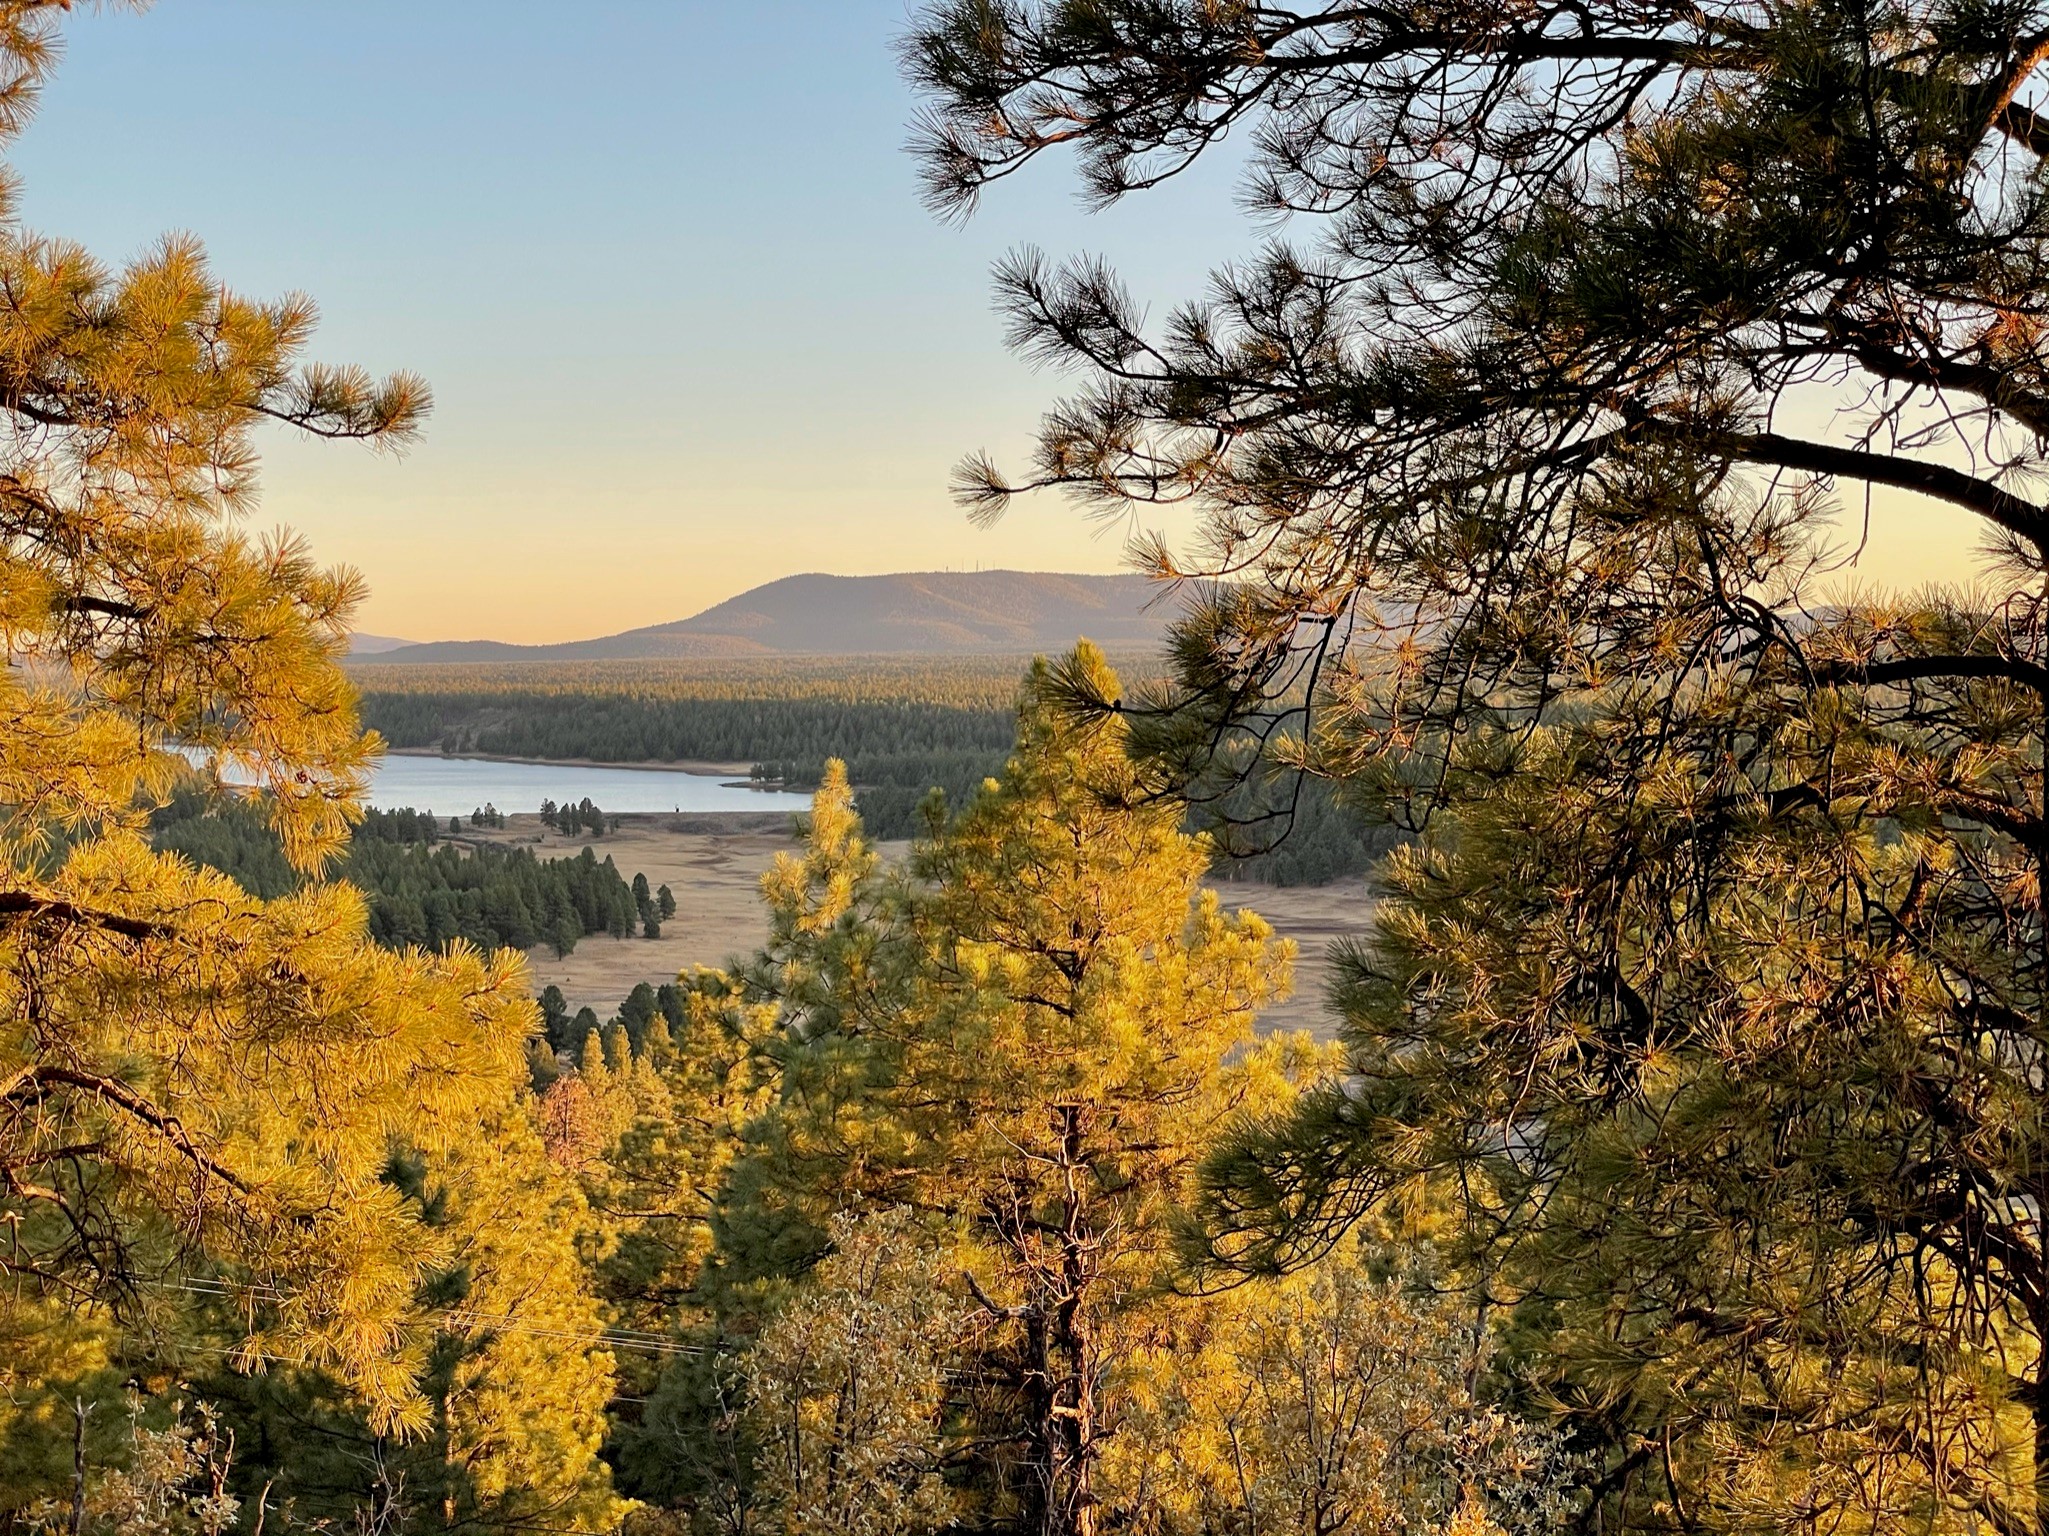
528;651;1578;1536
12;2;2049;1536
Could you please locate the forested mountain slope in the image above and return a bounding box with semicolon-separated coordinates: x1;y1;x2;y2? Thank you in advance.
361;570;1170;662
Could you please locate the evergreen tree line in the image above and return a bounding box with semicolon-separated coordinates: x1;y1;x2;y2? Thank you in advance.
348;839;642;953
536;976;685;1060
150;785;660;954
760;745;1013;840
351;653;1049;709
366;684;1386;872
541;795;611;836
360;690;1020;840
1199;774;1400;887
361;690;1014;770
354;805;445;843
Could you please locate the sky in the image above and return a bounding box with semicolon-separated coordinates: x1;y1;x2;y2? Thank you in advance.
11;2;1991;643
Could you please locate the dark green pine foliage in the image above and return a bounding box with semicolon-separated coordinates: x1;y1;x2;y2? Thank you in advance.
616;982;661;1049
900;1;2049;1527
545;796;609;837
1203;776;1400;887
538;985;573;1051
152;788;643;956
633;871;661;937
351;842;639;953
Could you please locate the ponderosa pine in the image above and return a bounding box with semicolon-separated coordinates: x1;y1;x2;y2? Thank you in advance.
0;2;618;1521
905;4;2049;1530
708;647;1331;1536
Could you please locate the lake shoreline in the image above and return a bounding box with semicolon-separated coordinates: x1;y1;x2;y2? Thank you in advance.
382;745;769;784
366;751;813;816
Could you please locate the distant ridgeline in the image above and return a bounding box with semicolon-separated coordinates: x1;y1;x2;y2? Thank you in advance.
151;786;651;954
353;657;1387;884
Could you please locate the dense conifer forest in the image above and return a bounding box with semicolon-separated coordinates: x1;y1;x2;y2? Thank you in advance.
151;787;650;954
348;654;1040;705
353;657;1038;834
17;3;2049;1534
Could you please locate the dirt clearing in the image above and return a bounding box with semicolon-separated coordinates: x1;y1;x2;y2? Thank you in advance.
465;815;1372;1039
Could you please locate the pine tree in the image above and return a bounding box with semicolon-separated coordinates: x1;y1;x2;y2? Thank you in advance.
0;0;607;1452
904;8;2049;1526
719;647;1333;1536
1202;609;2049;1533
193;1098;626;1530
551;909;583;960
1102;1240;1577;1536
744;1210;967;1536
903;0;2049;742
583;975;777;1360
538;984;571;1051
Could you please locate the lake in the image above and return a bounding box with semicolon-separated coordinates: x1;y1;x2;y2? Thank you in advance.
367;753;814;816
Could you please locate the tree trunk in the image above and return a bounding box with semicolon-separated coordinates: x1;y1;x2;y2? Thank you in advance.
1046;1101;1099;1536
2036;575;2048;1536
1021;1301;1057;1536
69;1397;88;1536
1005;1103;1103;1536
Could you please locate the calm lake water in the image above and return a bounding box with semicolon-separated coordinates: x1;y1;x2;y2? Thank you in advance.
367;753;814;816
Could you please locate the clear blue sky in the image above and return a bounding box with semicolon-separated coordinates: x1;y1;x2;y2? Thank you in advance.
13;2;1976;641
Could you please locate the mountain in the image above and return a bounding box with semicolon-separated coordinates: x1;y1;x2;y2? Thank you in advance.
355;572;1174;663
346;632;420;655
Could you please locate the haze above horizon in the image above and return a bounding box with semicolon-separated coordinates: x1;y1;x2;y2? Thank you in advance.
12;2;1987;644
